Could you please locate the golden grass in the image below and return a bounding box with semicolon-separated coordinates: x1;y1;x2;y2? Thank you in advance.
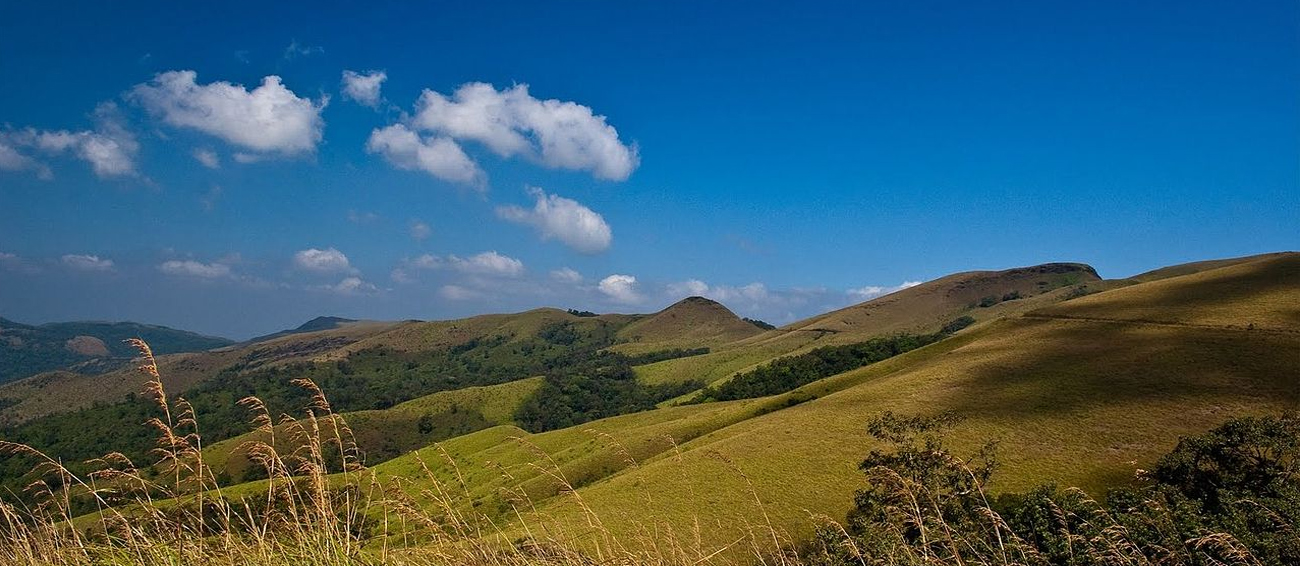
1;327;1283;566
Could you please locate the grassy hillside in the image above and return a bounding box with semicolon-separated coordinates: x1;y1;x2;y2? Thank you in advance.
356;253;1298;552
201;377;546;483
1127;251;1295;282
635;262;1118;389
0;318;233;385
609;296;764;355
0;319;409;424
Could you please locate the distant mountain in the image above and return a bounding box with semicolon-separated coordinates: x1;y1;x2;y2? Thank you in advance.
0;318;233;384
245;316;359;344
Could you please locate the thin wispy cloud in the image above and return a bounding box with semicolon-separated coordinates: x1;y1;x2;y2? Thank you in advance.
61;254;114;272
192;148;219;169
158;259;232;279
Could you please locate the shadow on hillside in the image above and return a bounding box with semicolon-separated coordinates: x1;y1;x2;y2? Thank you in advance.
1057;255;1300;326
936;316;1299;421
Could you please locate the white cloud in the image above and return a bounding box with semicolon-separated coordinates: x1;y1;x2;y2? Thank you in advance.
324;276;376;295
61;254;114;272
158;259;231;279
408;254;443;269
409;82;639;180
599;274;642;304
341;70;386;108
392;251;523;280
192;148;219;169
3;104;139;179
666;279;710;298
131;70;326;155
710;282;771;304
293;247;352;273
0;252;39;275
448;251;523;277
439;284;482;301
847;280;924;301
496;187;612;254
366;124;484;187
550;267;583;283
409;220;431;241
0;141;44;177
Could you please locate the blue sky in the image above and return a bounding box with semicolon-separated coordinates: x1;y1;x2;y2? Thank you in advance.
0;1;1296;339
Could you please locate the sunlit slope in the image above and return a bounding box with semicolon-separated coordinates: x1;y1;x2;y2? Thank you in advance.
0;319;411;424
321;308;635;360
609;296;764;355
637;262;1110;387
1038;252;1299;330
0;309;637;425
466;255;1297;549
1128;251;1295;283
202;377;547;481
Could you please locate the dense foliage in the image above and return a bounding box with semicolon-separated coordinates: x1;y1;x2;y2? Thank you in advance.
691;333;945;402
811;411;1299;566
0;321;716;500
744;317;776;330
514;361;703;432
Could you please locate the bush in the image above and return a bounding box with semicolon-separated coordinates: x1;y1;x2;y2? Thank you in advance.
810;411;1300;566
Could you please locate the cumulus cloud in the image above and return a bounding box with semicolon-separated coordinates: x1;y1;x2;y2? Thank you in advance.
666;279;710;298
409;220;431;241
158;259;231;279
61;254;114;272
323;276;376;294
496;187;612;254
192;148;219;168
599;274;642;304
550;267;583;283
341;70;386;108
131;70;326;155
366;124;484;187
293;247;353;273
2;103;138;179
406;82;639;180
847;280;923;301
448;251;524;277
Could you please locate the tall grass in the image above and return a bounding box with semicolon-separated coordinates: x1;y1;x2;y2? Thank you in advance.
0;340;1280;565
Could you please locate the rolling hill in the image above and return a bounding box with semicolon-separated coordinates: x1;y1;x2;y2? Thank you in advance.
0;318;233;385
610;296;764;355
357;253;1299;553
10;252;1297;561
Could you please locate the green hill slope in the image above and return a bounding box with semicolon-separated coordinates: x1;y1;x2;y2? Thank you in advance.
370;253;1297;551
635;262;1114;388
